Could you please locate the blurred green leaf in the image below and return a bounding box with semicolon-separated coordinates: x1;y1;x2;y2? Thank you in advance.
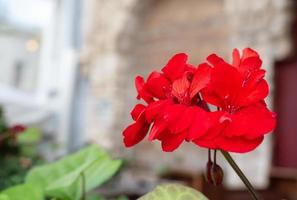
0;194;9;200
0;183;43;200
116;196;129;200
26;145;122;200
138;184;208;200
18;128;41;144
86;194;105;200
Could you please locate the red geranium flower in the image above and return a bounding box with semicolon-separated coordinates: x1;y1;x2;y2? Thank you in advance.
123;53;212;151
123;48;276;154
194;48;276;153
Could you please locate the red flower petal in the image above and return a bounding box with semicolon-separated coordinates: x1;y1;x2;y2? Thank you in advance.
223;103;276;139
240;79;269;106
232;48;240;67
145;100;167;122
242;48;260;60
148;118;167;141
123;112;150;147
163;104;192;133
135;76;154;103
161;53;188;81
207;54;224;66
193;139;217;149
234;48;262;75
172;75;191;103
215;135;264;153
202;62;243;108
190;63;212;98
131;104;146;121
146;71;171;99
161;130;187;152
186;107;208;141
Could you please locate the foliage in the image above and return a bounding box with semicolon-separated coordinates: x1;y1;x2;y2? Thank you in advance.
138;184;208;200
0;156;27;189
0;106;42;190
0;145;123;200
0;183;43;200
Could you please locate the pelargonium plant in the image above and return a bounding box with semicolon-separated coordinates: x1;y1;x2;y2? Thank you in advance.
122;48;276;200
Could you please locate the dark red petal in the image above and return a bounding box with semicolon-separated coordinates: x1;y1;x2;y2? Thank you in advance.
123;113;149;147
187;107;208;141
146;71;171;99
215;135;264;153
190;63;212;98
224;103;276;139
232;48;240;67
131;104;146;121
161;131;187;152
161;53;188;81
135;76;154;103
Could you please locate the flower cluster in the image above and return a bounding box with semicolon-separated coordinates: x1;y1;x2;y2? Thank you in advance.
122;48;276;153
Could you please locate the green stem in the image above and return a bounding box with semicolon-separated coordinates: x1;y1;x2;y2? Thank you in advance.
220;150;261;200
80;172;86;200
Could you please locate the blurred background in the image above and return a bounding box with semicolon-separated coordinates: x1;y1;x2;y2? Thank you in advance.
0;0;297;199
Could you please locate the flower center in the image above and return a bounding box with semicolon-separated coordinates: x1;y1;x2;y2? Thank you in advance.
171;72;195;106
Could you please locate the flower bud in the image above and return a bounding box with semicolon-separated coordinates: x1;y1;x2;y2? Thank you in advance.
205;161;224;186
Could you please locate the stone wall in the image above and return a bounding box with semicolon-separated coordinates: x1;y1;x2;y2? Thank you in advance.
81;0;292;189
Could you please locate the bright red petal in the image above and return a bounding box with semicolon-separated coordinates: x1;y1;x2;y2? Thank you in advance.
161;131;187;152
215;135;264;153
193;139;217;149
223;103;276;139
148;118;167;141
163;104;192;133
240;80;269;106
242;48;260;60
172;75;190;103
187;107;208;141
202;62;243;108
190;63;212;98
207;54;224;66
131;104;146;121
123;113;150;147
236;48;262;75
232;48;240;67
146;71;171;99
135;76;154;103
145;100;167;122
161;53;188;81
192;111;229;148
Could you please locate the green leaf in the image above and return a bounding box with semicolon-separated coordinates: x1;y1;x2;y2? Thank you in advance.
138;184;208;200
0;183;43;200
83;158;122;191
26;145;122;200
